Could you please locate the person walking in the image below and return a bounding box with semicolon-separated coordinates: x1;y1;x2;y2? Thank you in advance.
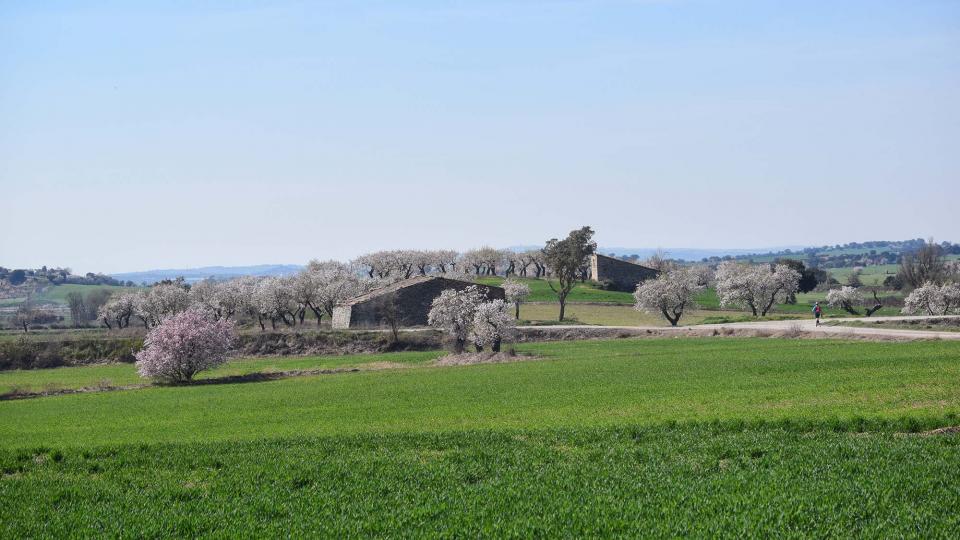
812;301;822;327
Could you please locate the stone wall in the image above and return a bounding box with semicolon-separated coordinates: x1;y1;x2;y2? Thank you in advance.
589;254;658;292
331;306;353;330
337;277;506;329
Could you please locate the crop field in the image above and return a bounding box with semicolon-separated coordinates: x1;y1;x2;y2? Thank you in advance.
2;338;960;535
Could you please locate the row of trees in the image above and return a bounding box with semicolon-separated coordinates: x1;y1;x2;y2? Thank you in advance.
632;262;802;326
352;247;549;280
98;261;376;331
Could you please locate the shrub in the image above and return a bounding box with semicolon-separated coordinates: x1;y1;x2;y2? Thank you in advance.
135;309;236;383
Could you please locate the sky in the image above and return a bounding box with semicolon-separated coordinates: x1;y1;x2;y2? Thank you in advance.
1;0;958;274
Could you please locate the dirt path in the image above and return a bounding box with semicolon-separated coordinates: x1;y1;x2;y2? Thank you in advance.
519;315;960;341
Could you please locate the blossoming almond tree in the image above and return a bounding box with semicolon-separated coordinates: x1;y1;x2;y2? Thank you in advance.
470;299;516;352
902;282;960;315
502;278;531;319
134;309;236;383
715;262;801;317
633;267;707;326
826;286;864;315
427;286;487;353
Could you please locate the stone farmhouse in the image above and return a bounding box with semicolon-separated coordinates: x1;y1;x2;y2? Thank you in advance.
332;275;506;330
589;253;659;291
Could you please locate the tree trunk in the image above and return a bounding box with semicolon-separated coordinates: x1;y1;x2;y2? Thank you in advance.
492;339;501;352
313;308;324;326
258;315;265;331
864;292;883;317
662;308;679;326
515;302;520;320
841;303;860;316
558;298;566;321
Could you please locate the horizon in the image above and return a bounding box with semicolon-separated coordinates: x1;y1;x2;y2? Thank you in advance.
2;1;958;273
13;238;951;276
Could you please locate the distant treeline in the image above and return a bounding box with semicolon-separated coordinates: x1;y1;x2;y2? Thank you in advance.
611;239;959;269
0;266;134;287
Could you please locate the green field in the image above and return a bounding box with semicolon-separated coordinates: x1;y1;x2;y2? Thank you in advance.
2;338;960;535
32;284;139;305
0;351;440;395
518;303;761;326
5;338;959;449
827;319;960;333
3;425;958;537
827;265;899;286
476;276;635;303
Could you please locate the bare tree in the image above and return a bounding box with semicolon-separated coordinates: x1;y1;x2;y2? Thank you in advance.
371;294;402;344
66;292;87;327
899;239;948;288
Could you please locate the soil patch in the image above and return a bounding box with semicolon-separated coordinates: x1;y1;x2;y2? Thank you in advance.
433;351;541;367
921;426;960;436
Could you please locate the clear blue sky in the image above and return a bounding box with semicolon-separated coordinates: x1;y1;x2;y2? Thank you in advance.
2;1;957;273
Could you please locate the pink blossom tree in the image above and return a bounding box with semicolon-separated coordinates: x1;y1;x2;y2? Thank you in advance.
135;309;236;382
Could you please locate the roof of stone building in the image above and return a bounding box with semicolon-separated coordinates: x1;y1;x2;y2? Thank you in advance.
339;275;501;307
593;253;658;272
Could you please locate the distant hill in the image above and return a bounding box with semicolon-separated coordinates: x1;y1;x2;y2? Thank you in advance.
508;245;809;262
598;247;808;262
110;264;304;285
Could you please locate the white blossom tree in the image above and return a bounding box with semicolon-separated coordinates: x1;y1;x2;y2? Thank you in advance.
98;293;136;329
470;299;516;352
633;267;707;326
430;250;460;274
502;278;531;319
427;286;487;353
715;262;801;317
302;260;365;325
134;283;191;328
253;276;298;330
902;282;960;316
189;279;227;320
214;278;249;321
826;286;864;316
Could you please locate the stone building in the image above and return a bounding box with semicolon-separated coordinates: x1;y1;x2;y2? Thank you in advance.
588;254;658;292
331;275;506;330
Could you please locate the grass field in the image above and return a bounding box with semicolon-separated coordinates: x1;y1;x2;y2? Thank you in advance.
3;339;959;447
3;426;958;537
32;284;139;305
0;351;440;395
518;303;763;326
2;338;960;535
827;319;960;333
827;265;899;286
476;276;635;303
